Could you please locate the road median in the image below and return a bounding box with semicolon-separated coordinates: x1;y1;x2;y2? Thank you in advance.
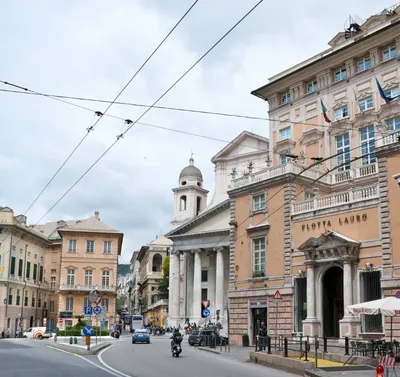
47;341;111;355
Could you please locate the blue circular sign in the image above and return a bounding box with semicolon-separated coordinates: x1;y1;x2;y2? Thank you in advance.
396;291;400;299
202;309;210;317
83;325;94;336
93;306;102;315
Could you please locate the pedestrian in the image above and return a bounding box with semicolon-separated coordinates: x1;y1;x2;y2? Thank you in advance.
259;322;267;351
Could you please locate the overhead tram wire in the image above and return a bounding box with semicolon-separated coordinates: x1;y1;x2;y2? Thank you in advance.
4;0;266;254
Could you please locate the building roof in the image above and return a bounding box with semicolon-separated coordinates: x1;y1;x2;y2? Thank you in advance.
179;158;203;180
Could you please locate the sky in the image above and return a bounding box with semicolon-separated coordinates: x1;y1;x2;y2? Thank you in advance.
0;0;396;263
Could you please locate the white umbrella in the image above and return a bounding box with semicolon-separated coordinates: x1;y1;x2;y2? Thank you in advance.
347;297;400;341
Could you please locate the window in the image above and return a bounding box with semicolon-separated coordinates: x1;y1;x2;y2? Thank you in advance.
16;289;21;306
253;194;266;211
10;256;16;275
307;80;318;94
336;133;351;171
34;254;37;260
280;127;291;140
50;277;56;292
44;294;47;309
334;105;349;120
39;266;44;282
386;116;400;131
69;239;77;252
359;97;373;111
179;196;187;211
49;301;55;313
360;270;382;333
85;269;93;286
281;91;290;104
358;56;371;72
383;44;396;61
104;241;112;254
360;126;376;165
65;320;73;328
26;262;31;279
280;154;287;165
67;269;75;286
304;191;315;201
294;277;307;333
253;238;266;277
31;292;35;307
51;269;56;274
196;196;202;216
102;298;109;311
33;264;37;280
201;288;208;301
384;87;400;100
66;297;74;312
18;259;23;277
102;270;110;288
334;67;347;82
201;270;208;282
8;287;13;305
86;240;94;253
24;290;28;306
38;293;42;308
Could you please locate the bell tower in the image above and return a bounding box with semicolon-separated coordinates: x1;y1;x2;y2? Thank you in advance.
171;157;209;229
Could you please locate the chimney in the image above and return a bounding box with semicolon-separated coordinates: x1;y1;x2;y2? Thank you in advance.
94;211;100;220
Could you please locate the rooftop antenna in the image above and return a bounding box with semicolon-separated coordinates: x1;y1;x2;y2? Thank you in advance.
344;15;361;39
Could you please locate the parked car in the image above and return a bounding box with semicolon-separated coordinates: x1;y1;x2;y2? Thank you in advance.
132;328;150;344
188;329;228;346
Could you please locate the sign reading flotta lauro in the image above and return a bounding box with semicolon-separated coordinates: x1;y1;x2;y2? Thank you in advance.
302;213;368;231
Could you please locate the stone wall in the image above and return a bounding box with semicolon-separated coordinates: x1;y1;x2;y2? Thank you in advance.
268;294;293;338
229;296;248;345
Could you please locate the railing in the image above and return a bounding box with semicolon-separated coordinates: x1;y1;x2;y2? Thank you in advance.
376;130;400;148
356;162;377;178
292;185;379;215
59;284;116;292
147;299;169;310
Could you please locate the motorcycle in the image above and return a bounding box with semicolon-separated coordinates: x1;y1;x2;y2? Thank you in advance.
170;336;182;357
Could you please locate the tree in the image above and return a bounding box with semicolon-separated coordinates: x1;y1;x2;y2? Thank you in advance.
155;256;170;300
116;294;127;314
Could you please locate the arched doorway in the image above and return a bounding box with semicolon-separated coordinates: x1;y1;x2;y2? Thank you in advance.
322;266;343;338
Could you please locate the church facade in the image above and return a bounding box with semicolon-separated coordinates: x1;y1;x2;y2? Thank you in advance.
166;131;269;329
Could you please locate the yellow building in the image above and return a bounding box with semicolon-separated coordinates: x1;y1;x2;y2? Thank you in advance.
37;211;123;330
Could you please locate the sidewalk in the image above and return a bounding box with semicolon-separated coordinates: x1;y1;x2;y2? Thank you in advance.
198;345;252;363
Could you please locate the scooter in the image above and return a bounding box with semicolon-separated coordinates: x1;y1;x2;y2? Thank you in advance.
171;342;182;357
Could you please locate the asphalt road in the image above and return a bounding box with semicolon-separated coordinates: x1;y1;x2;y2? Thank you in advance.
0;338;119;377
99;336;298;377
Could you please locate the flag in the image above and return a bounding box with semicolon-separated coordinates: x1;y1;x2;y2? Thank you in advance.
353;89;363;113
376;78;391;104
321;100;331;123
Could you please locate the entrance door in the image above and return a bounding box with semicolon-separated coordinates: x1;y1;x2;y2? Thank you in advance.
252;308;268;344
322;266;344;338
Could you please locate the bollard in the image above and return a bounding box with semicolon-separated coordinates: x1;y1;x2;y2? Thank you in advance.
304;340;309;361
284;337;288;357
300;334;303;352
69;336;73;344
323;336;327;353
344;337;350;356
315;337;318;369
376;364;384;377
267;336;271;354
255;335;259;352
74;337;77;344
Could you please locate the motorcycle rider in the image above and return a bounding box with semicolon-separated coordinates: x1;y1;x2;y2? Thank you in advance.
171;327;183;350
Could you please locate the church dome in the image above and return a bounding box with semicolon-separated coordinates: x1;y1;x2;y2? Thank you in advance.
179;158;203;180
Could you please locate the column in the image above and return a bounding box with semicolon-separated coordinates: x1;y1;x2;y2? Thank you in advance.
343;259;353;316
306;262;316;319
192;250;202;322
215;247;224;322
168;251;180;325
208;252;216;320
179;253;188;319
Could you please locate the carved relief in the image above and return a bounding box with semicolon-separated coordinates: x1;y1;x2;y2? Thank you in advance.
273;139;296;155
332;101;348;110
300;129;324;146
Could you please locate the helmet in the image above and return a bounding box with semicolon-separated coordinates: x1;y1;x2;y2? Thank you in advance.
175;327;179;332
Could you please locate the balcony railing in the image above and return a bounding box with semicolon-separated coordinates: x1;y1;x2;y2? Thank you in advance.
59;284;116;292
147;299;169;311
376;130;400;148
292;185;379;215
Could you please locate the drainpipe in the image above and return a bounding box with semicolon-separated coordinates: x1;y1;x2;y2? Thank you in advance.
20;244;28;335
5;233;13;328
35;282;40;327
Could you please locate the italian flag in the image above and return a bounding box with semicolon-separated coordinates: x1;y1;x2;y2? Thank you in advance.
321;100;331;123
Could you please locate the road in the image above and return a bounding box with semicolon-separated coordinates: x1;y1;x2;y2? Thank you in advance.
99;336;297;377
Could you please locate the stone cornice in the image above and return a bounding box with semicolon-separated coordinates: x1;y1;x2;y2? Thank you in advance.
300;128;324;146
328;119;353;136
273;139;296;155
167;229;229;240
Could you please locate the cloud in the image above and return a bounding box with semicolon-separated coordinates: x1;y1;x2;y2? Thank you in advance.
0;0;394;262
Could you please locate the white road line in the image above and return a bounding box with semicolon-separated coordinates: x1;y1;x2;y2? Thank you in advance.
46;345;129;377
98;346;133;377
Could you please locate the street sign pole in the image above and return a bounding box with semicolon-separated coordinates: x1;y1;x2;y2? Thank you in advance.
272;290;283;350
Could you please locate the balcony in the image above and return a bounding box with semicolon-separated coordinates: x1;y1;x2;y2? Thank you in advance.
292;185;379;215
331;162;378;184
59;284;116;293
376;130;400;148
147;299;169;311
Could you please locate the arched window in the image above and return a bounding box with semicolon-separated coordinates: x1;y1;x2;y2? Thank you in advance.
152;253;162;272
196;196;202;215
180;195;187;211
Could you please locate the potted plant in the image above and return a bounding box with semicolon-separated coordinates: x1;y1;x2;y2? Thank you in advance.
242;332;249;347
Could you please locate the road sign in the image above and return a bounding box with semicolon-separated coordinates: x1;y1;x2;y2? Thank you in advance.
59;318;63;323
100;320;105;328
19;322;23;327
84;306;92;316
88;290;99;303
93;306;102;315
202;300;210;309
396;291;400;299
83;325;94;336
272;290;283;301
95;296;102;305
202;309;210;318
96;310;106;321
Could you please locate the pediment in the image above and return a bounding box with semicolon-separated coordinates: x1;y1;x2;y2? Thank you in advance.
211;131;269;162
353;111;377;129
328;119;352;136
185;207;230;235
332;101;348;110
362;15;388;31
328;32;346;47
382;80;399;91
298;230;360;262
358;91;373;100
300;128;324;146
273;139;296;155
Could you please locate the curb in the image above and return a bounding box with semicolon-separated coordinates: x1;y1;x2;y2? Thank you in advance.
198;347;221;355
48;341;111;355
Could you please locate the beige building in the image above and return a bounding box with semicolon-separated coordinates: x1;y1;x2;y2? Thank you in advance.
36;211;123;330
0;207;50;334
228;5;400;345
137;235;171;326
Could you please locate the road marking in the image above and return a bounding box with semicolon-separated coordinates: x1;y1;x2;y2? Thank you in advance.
46;345;129;377
98;346;132;377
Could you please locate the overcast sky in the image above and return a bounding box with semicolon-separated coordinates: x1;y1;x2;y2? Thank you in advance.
0;0;395;262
